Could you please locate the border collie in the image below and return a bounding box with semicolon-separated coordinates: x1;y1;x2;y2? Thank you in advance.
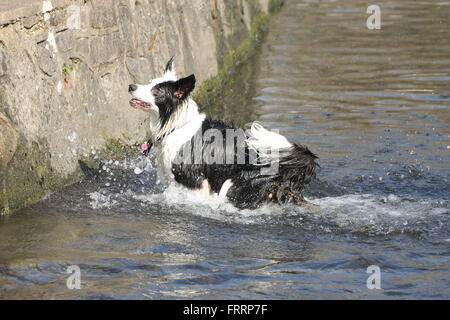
128;57;318;209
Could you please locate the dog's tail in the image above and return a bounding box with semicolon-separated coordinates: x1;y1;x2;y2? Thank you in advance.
246;122;292;151
277;142;319;190
244;122;319;206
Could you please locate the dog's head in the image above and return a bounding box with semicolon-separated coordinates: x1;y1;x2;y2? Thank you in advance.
128;57;196;129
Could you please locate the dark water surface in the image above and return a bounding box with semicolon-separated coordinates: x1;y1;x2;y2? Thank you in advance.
1;0;449;299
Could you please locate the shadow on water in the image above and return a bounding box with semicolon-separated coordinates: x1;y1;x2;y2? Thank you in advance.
0;0;449;299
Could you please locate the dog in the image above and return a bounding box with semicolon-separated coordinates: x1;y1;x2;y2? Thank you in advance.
128;57;318;209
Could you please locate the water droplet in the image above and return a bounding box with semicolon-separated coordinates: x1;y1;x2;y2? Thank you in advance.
68;132;77;142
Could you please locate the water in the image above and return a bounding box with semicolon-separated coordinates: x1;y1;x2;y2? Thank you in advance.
1;0;450;299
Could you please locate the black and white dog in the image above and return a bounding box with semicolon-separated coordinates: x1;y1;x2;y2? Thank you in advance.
128;57;318;209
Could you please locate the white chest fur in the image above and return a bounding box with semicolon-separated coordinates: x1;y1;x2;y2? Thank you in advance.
157;112;205;182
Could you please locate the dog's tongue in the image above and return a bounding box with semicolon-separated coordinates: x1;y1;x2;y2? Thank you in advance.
140;143;149;151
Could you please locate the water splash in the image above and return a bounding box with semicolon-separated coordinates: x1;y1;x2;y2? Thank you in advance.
85;177;448;238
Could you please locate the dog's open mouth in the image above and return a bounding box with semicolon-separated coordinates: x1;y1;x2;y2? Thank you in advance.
129;98;151;110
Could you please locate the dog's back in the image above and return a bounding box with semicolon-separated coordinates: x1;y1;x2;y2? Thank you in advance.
171;119;318;209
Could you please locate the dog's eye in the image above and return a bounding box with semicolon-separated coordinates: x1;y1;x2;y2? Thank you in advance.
152;88;161;96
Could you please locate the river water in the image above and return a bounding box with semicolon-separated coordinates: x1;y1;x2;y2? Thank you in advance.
1;0;449;299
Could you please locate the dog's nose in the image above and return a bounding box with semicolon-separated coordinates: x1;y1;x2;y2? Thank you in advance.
128;84;137;92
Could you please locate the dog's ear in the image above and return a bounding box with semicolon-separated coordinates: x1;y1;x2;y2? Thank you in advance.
164;56;175;73
174;74;196;99
163;56;177;81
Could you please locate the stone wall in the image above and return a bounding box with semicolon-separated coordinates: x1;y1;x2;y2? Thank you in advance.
0;0;270;213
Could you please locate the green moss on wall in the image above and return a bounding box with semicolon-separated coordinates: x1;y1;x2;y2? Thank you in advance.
0;136;81;214
193;13;269;116
269;0;284;14
193;0;284;123
79;138;138;170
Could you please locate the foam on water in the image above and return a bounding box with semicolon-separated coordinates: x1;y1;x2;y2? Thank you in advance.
305;194;449;236
89;191;118;209
86;179;449;237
